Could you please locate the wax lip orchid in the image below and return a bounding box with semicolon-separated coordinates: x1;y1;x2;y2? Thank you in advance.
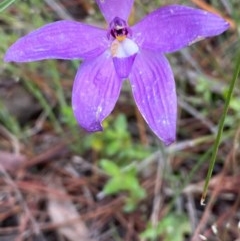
4;0;229;145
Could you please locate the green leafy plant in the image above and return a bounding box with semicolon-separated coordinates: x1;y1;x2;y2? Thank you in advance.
100;159;146;212
141;213;190;241
84;114;151;164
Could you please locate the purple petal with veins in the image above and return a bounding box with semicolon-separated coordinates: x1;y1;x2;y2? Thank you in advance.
132;5;229;53
129;50;177;145
95;0;134;23
5;20;108;62
72;51;122;132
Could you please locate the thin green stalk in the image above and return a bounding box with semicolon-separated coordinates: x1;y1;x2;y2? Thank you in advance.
201;52;240;205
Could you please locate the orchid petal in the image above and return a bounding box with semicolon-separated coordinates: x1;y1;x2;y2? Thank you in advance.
132;5;229;53
72;51;122;132
129;50;177;145
111;38;139;78
96;0;134;23
4;20;108;62
113;54;137;79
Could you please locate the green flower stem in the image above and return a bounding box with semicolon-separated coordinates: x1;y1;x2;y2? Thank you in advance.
201;52;240;205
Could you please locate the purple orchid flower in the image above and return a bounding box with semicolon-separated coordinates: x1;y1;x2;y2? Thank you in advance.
4;1;229;145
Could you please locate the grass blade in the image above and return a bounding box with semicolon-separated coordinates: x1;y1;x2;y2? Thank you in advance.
0;0;16;12
201;52;240;205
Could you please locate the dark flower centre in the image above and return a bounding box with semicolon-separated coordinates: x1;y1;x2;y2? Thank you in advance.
110;17;129;42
